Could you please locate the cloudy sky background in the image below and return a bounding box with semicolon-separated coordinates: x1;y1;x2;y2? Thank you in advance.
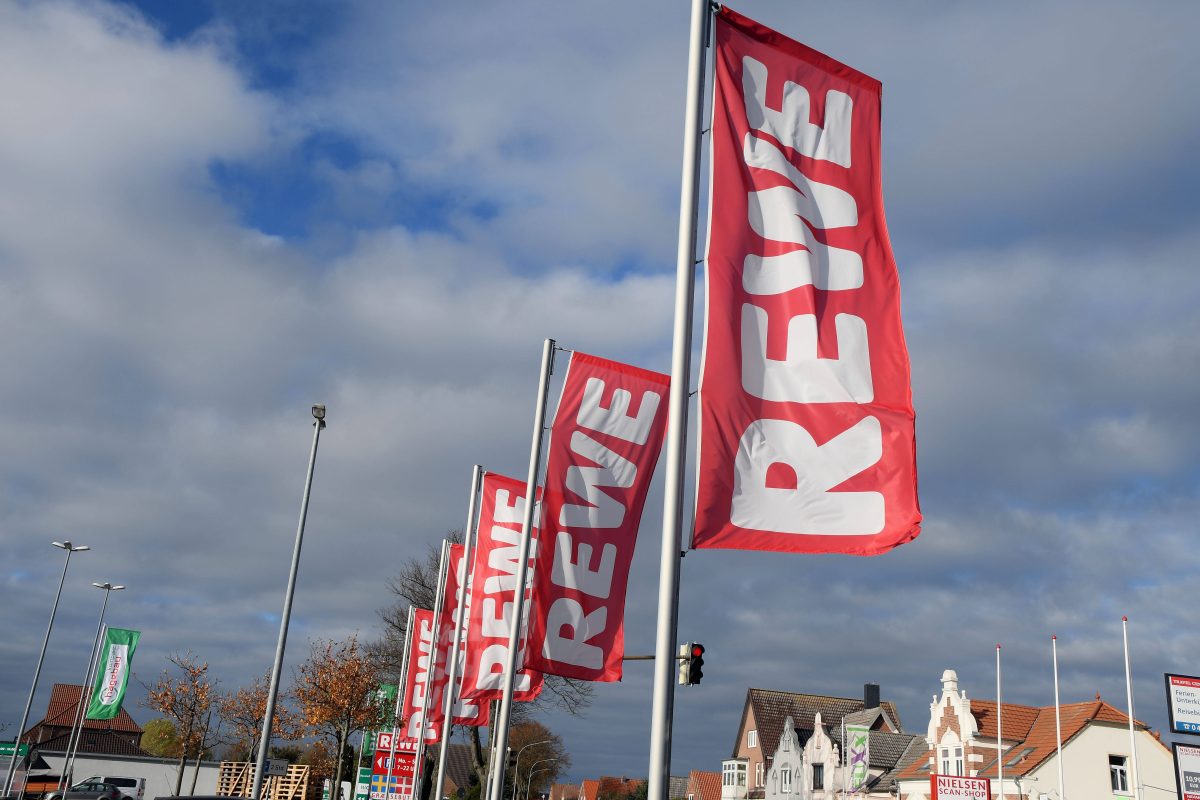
2;0;1199;784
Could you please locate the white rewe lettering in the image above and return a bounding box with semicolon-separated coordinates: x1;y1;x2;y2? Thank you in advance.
550;532;615;598
740;306;873;403
543;598;606;669
575;377;661;445
742;55;852;167
731;417;883;535
559;432;636;529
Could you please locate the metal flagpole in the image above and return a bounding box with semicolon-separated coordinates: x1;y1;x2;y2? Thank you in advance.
1122;616;1142;800
62;583;124;788
996;645;1003;800
1052;635;1065;800
841;717;847;798
486;338;556;800
387;609;416;800
483;702;501;800
355;732;366;800
4;541;89;797
647;2;710;800
434;466;484;798
412;543;451;800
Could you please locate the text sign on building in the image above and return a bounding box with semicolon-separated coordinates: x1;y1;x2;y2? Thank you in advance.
1175;743;1200;800
930;775;990;800
1167;674;1200;735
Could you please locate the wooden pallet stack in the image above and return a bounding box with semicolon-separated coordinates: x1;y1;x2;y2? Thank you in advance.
217;761;310;800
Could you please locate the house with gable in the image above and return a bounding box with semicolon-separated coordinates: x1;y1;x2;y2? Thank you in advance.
894;668;1177;799
722;684;921;800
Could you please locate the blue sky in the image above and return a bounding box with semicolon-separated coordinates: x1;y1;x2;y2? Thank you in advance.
2;0;1199;789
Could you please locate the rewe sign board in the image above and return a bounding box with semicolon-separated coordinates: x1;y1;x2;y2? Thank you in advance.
930;775;990;800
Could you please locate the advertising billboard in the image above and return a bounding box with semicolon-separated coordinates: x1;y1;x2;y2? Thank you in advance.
1167;674;1200;735
930;775;990;800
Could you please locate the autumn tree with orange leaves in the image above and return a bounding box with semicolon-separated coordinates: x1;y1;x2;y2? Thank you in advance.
293;636;387;800
142;652;216;795
217;671;305;761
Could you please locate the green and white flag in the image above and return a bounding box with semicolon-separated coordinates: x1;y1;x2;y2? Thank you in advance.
85;627;140;720
846;724;870;791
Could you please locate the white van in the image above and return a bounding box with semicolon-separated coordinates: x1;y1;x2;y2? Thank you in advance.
89;776;146;800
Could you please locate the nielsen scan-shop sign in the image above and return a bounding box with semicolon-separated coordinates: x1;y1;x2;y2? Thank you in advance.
931;775;990;800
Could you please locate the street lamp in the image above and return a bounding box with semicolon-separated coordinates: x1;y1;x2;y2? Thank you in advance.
60;582;125;789
524;759;559;800
3;541;90;795
511;741;552;800
251;405;327;800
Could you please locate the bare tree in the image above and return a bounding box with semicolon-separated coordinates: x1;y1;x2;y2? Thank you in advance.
375;532;592;785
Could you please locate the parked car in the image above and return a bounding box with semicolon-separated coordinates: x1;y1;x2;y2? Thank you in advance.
42;781;124;800
87;778;145;800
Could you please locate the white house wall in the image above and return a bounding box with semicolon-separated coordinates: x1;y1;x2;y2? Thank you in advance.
42;752;221;798
1026;723;1174;800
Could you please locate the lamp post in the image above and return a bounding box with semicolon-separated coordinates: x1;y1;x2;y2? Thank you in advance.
251;404;326;800
60;582;125;789
511;741;552;800
523;759;558;800
4;541;90;796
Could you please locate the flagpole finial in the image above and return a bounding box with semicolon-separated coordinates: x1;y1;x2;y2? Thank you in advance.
1122;615;1128;622
997;644;1001;650
1052;634;1056;640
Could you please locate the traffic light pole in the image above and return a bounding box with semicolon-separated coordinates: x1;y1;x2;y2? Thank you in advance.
648;2;711;800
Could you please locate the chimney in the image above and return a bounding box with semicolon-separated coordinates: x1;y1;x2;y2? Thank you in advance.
864;683;880;710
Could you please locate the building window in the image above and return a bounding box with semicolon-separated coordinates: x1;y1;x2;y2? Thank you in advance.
722;762;746;788
955;747;964;776
755;763;764;788
747;730;758;749
779;768;791;794
940;748;951;774
1109;755;1129;792
812;765;824;791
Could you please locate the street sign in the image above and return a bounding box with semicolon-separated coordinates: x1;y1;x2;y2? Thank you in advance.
0;743;30;758
370;772;415;800
372;751;415;778
375;731;409;753
266;759;289;777
1176;742;1200;800
355;766;373;800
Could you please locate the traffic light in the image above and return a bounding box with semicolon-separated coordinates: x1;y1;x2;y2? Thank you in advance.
678;642;706;685
688;643;705;685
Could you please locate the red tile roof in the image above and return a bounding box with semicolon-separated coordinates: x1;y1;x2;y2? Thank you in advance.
579;780;600;800
549;783;576;800
737;688;901;760
31;684;143;735
595;777;644;799
897;698;1157;782
685;771;720;800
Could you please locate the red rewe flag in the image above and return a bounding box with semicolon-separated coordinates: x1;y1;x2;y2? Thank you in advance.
397;608;442;749
437;543;489;727
458;472;544;704
693;7;920;554
525;352;669;682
